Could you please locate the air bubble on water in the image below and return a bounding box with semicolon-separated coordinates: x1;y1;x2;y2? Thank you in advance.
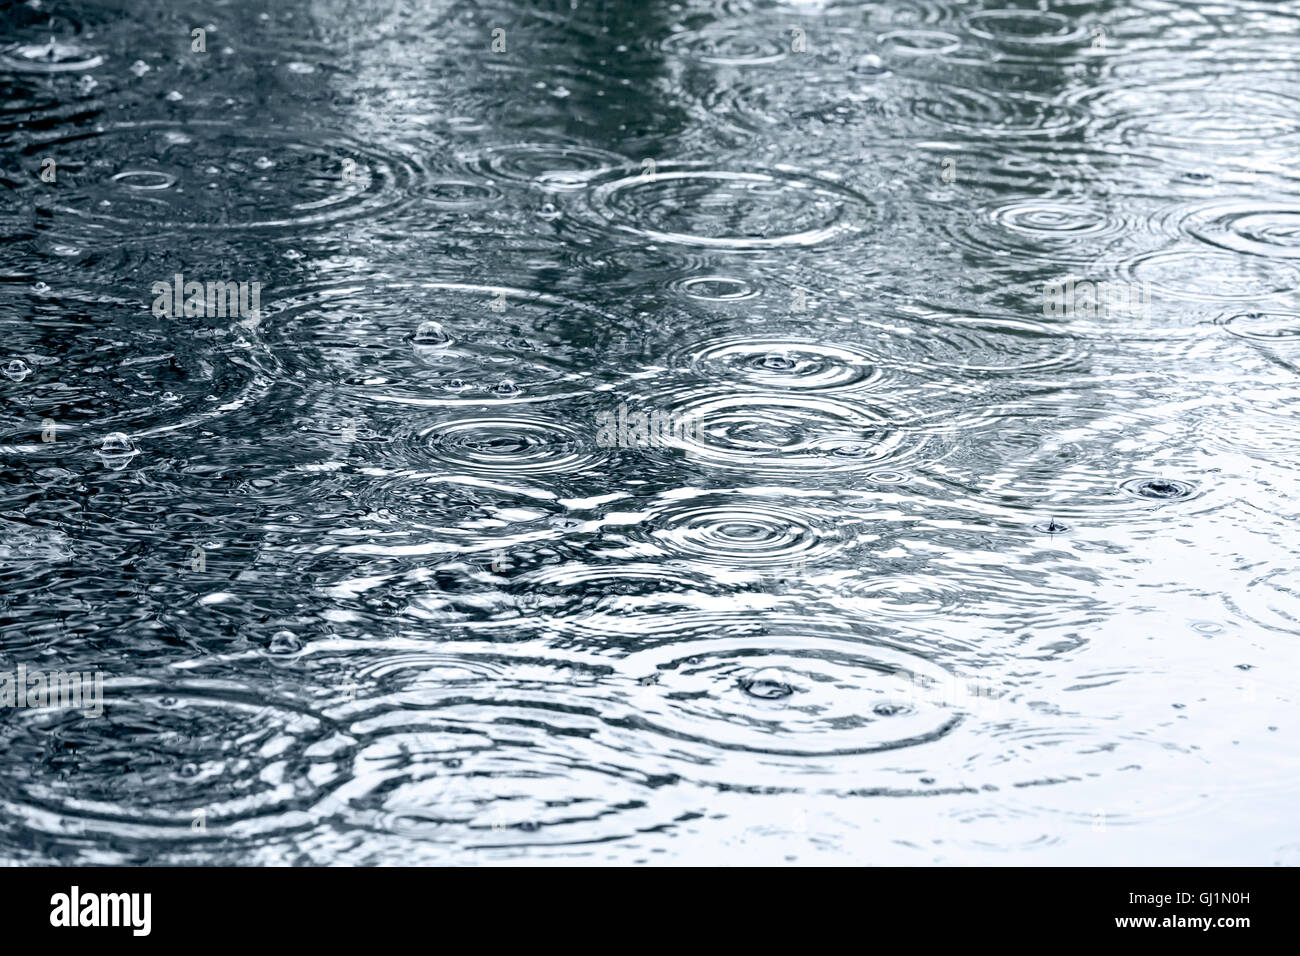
166;90;183;102
129;60;151;77
98;432;138;469
4;358;30;382
32;281;51;295
268;630;303;655
537;201;561;221
740;666;794;700
254;156;275;170
492;379;521;397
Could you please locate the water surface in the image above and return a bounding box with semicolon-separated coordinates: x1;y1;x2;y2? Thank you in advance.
1;0;1298;865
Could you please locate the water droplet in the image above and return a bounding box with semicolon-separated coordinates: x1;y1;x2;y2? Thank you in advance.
254;156;275;170
492;379;521;397
268;630;302;655
98;432;138;470
740;667;794;700
760;351;796;371
1121;477;1197;501
129;60;151;77
4;358;30;382
537;201;561;221
1033;518;1071;534
412;320;452;346
165;90;183;102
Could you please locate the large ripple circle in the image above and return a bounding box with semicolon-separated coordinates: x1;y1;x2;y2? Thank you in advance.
25;121;416;232
0;680;351;843
620;634;962;756
578;165;872;248
417;416;602;477
658;389;926;476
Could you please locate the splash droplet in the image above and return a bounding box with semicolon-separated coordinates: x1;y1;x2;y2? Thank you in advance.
412;320;452;347
740;667;794;700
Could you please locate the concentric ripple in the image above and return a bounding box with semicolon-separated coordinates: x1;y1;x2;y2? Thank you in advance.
1218;310;1300;344
461;142;627;190
963;9;1089;49
1181;201;1300;259
924;401;1222;522
953;197;1129;266
685;335;884;391
0;679;352;844
660;26;790;66
577;165;872;248
619;634;962;756
23;121;417;232
639;491;848;569
1080;84;1300;150
417;416;603;477
262;281;630;405
1118;248;1300;303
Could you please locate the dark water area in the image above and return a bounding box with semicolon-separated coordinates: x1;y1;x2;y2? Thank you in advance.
1;0;1297;865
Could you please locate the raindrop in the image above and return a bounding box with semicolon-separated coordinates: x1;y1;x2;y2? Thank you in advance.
740;667;794;700
1121;477;1197;501
4;358;30;382
760;351;797;371
412;320;452;347
1033;517;1071;534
